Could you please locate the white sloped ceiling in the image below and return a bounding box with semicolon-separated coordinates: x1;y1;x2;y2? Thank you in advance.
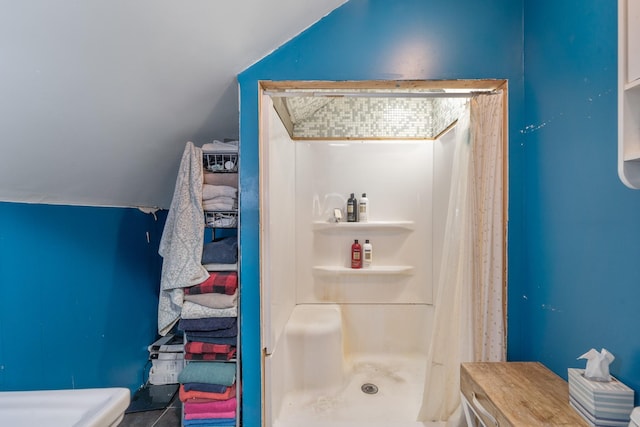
0;0;346;209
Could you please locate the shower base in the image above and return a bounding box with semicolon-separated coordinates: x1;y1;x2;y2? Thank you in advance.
274;353;445;427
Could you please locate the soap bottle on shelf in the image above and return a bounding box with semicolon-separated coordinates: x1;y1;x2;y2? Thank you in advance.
351;239;362;269
359;193;369;222
347;193;358;222
363;239;373;268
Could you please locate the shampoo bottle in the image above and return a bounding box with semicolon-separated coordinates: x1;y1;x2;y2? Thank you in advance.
351;239;362;269
347;193;358;222
363;239;373;268
359;193;369;222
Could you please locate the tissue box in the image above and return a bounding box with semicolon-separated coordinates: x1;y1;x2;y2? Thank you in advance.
632;407;640;427
568;368;634;426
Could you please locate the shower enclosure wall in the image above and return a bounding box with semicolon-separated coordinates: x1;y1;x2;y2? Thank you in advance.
260;93;459;427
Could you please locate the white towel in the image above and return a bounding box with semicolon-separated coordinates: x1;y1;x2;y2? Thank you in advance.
184;290;238;309
202;140;238;153
202;184;237;200
180;301;238;319
203;172;237;187
157;141;210;336
203;199;236;211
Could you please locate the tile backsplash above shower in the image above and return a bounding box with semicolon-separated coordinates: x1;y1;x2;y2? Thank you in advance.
287;96;466;139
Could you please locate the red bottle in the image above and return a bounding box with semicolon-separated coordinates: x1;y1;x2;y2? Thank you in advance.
351;239;362;269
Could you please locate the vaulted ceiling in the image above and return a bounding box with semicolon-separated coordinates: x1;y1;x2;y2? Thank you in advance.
0;1;346;209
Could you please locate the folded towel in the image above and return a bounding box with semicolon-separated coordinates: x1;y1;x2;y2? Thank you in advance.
185;342;237;360
203;185;237;200
181;301;237;319
185;342;233;354
202;195;236;206
186;272;237;296
183;418;236;427
201;237;238;264
185;351;236;361
184;397;237;415
185;335;237;345
202;200;237;212
183;382;229;394
178;362;236;386
180;383;236;402
184;290;237;309
202;140;238;153
186;328;236;338
203;262;237;272
185;411;236;420
204;172;238;187
178;316;236;332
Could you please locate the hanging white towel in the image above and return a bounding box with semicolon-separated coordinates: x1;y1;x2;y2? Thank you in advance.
157;141;210;336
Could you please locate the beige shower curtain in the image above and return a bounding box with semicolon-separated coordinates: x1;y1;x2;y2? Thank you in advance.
418;93;505;423
470;93;506;363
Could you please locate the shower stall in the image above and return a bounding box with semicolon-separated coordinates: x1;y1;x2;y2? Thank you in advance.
257;81;506;427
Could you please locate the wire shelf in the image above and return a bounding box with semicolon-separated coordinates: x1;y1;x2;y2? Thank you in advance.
204;210;238;228
203;153;238;173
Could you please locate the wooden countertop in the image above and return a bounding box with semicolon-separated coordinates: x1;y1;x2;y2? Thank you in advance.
461;362;589;426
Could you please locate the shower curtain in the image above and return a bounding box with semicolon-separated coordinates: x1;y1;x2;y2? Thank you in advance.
418;93;505;424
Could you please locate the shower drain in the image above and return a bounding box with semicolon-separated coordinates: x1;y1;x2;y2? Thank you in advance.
361;383;378;394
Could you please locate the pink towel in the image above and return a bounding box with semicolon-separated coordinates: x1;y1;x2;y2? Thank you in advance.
184;397;237;415
184;410;236;420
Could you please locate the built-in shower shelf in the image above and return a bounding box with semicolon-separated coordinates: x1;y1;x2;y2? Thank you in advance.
312;265;414;275
312;220;414;232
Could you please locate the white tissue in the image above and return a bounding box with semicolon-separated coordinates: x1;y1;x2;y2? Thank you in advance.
578;348;615;382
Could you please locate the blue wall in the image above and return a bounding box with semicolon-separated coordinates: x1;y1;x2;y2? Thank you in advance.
3;0;634;422
238;1;525;425
0;202;163;393
521;1;640;401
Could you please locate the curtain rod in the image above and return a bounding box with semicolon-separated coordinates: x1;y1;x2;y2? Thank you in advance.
263;90;500;98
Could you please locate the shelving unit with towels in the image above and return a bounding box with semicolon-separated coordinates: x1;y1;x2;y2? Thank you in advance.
179;147;240;427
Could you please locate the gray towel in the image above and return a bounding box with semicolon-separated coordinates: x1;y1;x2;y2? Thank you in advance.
184;291;237;309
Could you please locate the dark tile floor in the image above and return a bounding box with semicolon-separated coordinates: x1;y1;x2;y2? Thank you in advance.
118;389;182;427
